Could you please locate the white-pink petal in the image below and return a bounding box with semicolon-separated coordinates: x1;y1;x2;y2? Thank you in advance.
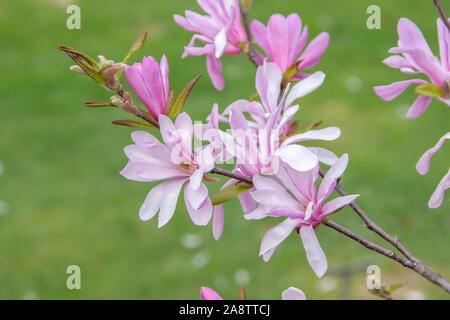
282;287;307;300
428;169;450;209
300;225;327;278
259;218;301;258
416;132;450;175
276;144;319;172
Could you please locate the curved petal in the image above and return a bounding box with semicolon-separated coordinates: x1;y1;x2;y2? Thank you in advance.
416;132;450;175
276;144;319;172
406;95;432;119
138;178;185;227
321;194;360;217
297;32;329;70
206;53;224;91
214;28;227;58
185;181;208;210
374;79;427;101
285;71;326;107
397;18;434;58
300;225;327;278
259;218;301;258
251;189;301;210
213;204;224;240
185;188;213;226
244;205;268;220
282;287;307;300
282;127;341;147
200;287;223;300
317;154;348;204
438;18;450;71
309;147;339;166
429;169;450;209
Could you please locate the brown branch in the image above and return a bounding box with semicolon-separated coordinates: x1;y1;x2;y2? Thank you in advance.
210;167;253;184
239;3;260;67
434;0;450;32
323;220;450;294
319;169;418;263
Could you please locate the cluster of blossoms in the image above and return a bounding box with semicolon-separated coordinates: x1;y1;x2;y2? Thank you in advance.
61;0;449;300
374;17;449;209
118;0;352;294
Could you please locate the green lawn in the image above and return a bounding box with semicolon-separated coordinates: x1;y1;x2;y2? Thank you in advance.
0;0;448;299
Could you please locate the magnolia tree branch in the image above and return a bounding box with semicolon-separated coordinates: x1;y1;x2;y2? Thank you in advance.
319;170;418;263
434;0;450;32
209;157;450;293
323;220;450;294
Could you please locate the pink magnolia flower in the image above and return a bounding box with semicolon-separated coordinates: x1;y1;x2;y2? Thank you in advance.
174;0;248;90
251;13;329;78
250;154;359;278
125;55;170;120
120;113;216;227
416;132;449;208
374;18;450;119
200;286;306;300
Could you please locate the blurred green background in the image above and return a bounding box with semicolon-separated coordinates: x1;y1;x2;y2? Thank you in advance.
0;0;449;299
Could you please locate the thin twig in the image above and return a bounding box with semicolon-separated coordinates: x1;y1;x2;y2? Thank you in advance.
434;0;450;32
239;3;260;67
319;169;418;263
323;220;450;294
210;167;253;185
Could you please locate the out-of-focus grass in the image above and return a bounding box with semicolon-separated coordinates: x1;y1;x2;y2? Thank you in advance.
0;0;448;299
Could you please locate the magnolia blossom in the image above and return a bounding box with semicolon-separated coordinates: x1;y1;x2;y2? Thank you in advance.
120;113;216;227
200;286;306;300
416;132;449;208
374;18;450;119
251;13;329;78
174;0;248;90
125;55;170;120
250;154;359;278
195;63;339;239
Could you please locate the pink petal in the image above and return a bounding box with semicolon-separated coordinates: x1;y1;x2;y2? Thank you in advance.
397;18;434;58
277;164;318;204
267;206;304;219
175;112;194;155
285;71;326;107
252;175;285;192
120;161;185;182
282;287;307;300
282;127;340;146
286;14;303;64
158;115;178;147
214;28;227;58
213;204;224;240
185;181;208;210
309;147;339;166
300;225;327;278
131;130;160;146
298;32;329;70
383;55;416;70
267;14;290;71
251;19;270;54
321;194;360;217
200;287;223;300
237;189;258;214
276;144;319;172
160;55;170;102
142;56;166;116
138;178;185;226
125;63;155;117
406;95;432;119
244;205;268;220
184;188;213;226
416;132;450;175
438;18;450;71
251;189;301;210
206;53;224;90
256;62;282;113
259;218;301;258
374;79;427;101
429;169;450;209
318;154;348;204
